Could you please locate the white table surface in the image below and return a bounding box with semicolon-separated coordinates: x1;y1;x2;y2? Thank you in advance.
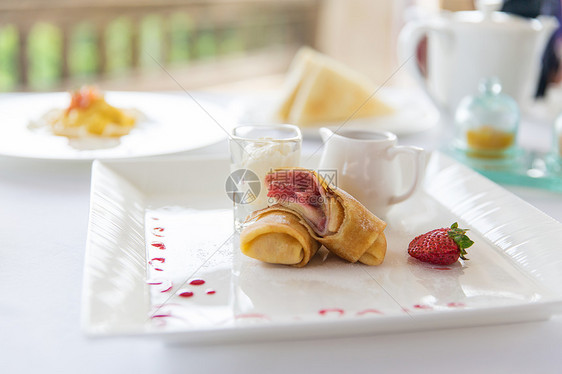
2;92;562;374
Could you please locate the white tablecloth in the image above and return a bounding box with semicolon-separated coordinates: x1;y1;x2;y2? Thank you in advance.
2;93;562;374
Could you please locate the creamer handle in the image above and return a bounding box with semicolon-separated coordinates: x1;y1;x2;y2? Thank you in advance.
387;145;425;205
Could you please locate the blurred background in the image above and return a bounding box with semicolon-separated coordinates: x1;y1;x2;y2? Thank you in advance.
0;0;481;93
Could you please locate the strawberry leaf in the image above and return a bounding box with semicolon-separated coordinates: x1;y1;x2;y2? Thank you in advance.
447;222;473;261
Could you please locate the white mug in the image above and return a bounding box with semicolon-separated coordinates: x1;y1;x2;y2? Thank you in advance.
318;128;425;217
397;7;557;115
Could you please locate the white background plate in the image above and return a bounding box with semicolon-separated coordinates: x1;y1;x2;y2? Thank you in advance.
0;92;232;160
82;152;562;343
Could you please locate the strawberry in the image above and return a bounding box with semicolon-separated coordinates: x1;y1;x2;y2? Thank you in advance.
408;222;473;265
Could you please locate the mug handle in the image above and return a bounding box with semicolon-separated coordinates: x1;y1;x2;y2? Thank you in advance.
397;20;451;113
387;145;425;205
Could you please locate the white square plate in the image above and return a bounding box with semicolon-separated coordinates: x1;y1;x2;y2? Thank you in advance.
81;152;562;343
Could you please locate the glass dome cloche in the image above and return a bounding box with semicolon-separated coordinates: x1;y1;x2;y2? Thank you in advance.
454;77;520;159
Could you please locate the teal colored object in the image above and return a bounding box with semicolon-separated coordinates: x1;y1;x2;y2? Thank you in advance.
445;146;562;193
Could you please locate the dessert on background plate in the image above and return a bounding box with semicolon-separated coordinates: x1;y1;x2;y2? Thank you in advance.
276;47;394;127
35;85;141;138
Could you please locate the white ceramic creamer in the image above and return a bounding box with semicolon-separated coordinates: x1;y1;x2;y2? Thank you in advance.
318;128;425;218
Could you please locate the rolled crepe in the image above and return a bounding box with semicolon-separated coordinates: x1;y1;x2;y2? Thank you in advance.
240;209;321;267
264;168;387;265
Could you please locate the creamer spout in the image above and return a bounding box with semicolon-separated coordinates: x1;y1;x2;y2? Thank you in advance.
319;127;334;143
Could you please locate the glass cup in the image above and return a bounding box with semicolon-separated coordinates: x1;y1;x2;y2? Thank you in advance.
227;124;302;231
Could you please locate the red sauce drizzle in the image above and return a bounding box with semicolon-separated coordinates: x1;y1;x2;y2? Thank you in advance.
206;290;216;295
319;308;344;316
150;242;166;250
414;304;432;310
160;282;173;293
149;258;165;271
356;309;383;316
153;227;165;237
189;279;205;286
447;302;465;308
147;279;172;292
179;291;194;298
151;314;172;318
